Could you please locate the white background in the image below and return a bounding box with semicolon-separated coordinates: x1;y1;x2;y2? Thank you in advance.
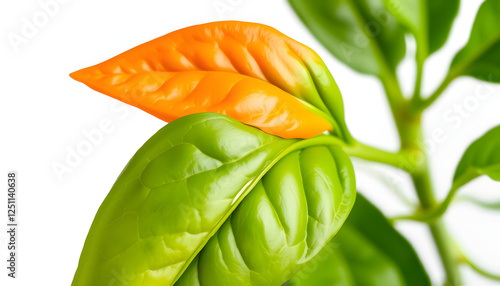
1;0;499;285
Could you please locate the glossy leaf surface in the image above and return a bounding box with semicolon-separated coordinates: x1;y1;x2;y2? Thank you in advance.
288;195;430;286
70;21;351;141
72;113;356;286
449;0;500;82
176;145;355;285
71;70;333;139
453;125;500;189
289;0;406;77
383;0;459;57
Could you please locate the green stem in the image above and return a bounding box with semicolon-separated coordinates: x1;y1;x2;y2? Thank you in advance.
392;185;460;223
418;74;455;111
376;62;462;285
429;221;463;286
400;119;463;286
457;195;500;210
381;71;405;112
460;255;500;281
343;141;408;171
412;58;424;104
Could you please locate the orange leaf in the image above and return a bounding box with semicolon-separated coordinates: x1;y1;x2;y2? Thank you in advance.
71;21;344;139
71;69;333;139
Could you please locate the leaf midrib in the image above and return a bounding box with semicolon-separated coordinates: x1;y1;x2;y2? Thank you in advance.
171;135;344;285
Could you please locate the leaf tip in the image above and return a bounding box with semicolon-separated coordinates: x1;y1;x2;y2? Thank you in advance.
69;66;100;84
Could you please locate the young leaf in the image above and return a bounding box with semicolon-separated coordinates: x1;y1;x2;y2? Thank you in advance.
287;194;430;286
449;0;500;83
70;21;351;141
383;0;459;58
289;0;406;77
453;125;500;190
72;113;356;286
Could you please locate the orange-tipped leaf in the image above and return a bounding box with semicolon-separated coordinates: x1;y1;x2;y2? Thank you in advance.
71;21;350;140
70;70;333;139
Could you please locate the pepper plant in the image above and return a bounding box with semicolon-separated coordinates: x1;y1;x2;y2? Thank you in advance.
69;1;500;285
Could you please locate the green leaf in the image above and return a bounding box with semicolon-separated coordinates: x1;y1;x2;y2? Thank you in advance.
287;194;430;286
448;0;500;82
72;113;356;286
383;0;459;58
453;125;500;190
177;145;356;285
289;0;406;77
427;0;460;54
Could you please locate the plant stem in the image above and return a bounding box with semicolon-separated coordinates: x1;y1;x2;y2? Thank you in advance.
392;185;460;223
417;73;455;111
411;58;424;104
343;141;408;171
457;195;500;210
393;168;484;222
400;117;463;286
429;221;463;286
410;159;462;285
376;67;463;284
460;255;500;281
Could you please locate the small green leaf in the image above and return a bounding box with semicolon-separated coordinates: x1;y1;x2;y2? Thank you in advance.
289;0;406;77
383;0;459;58
427;0;460;54
72;113;356;286
449;0;500;82
453;125;500;190
288;194;430;286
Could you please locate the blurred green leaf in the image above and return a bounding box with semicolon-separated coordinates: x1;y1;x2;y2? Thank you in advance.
427;0;460;54
449;0;500;82
453;125;500;190
287;194;430;286
289;0;406;77
383;0;459;58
